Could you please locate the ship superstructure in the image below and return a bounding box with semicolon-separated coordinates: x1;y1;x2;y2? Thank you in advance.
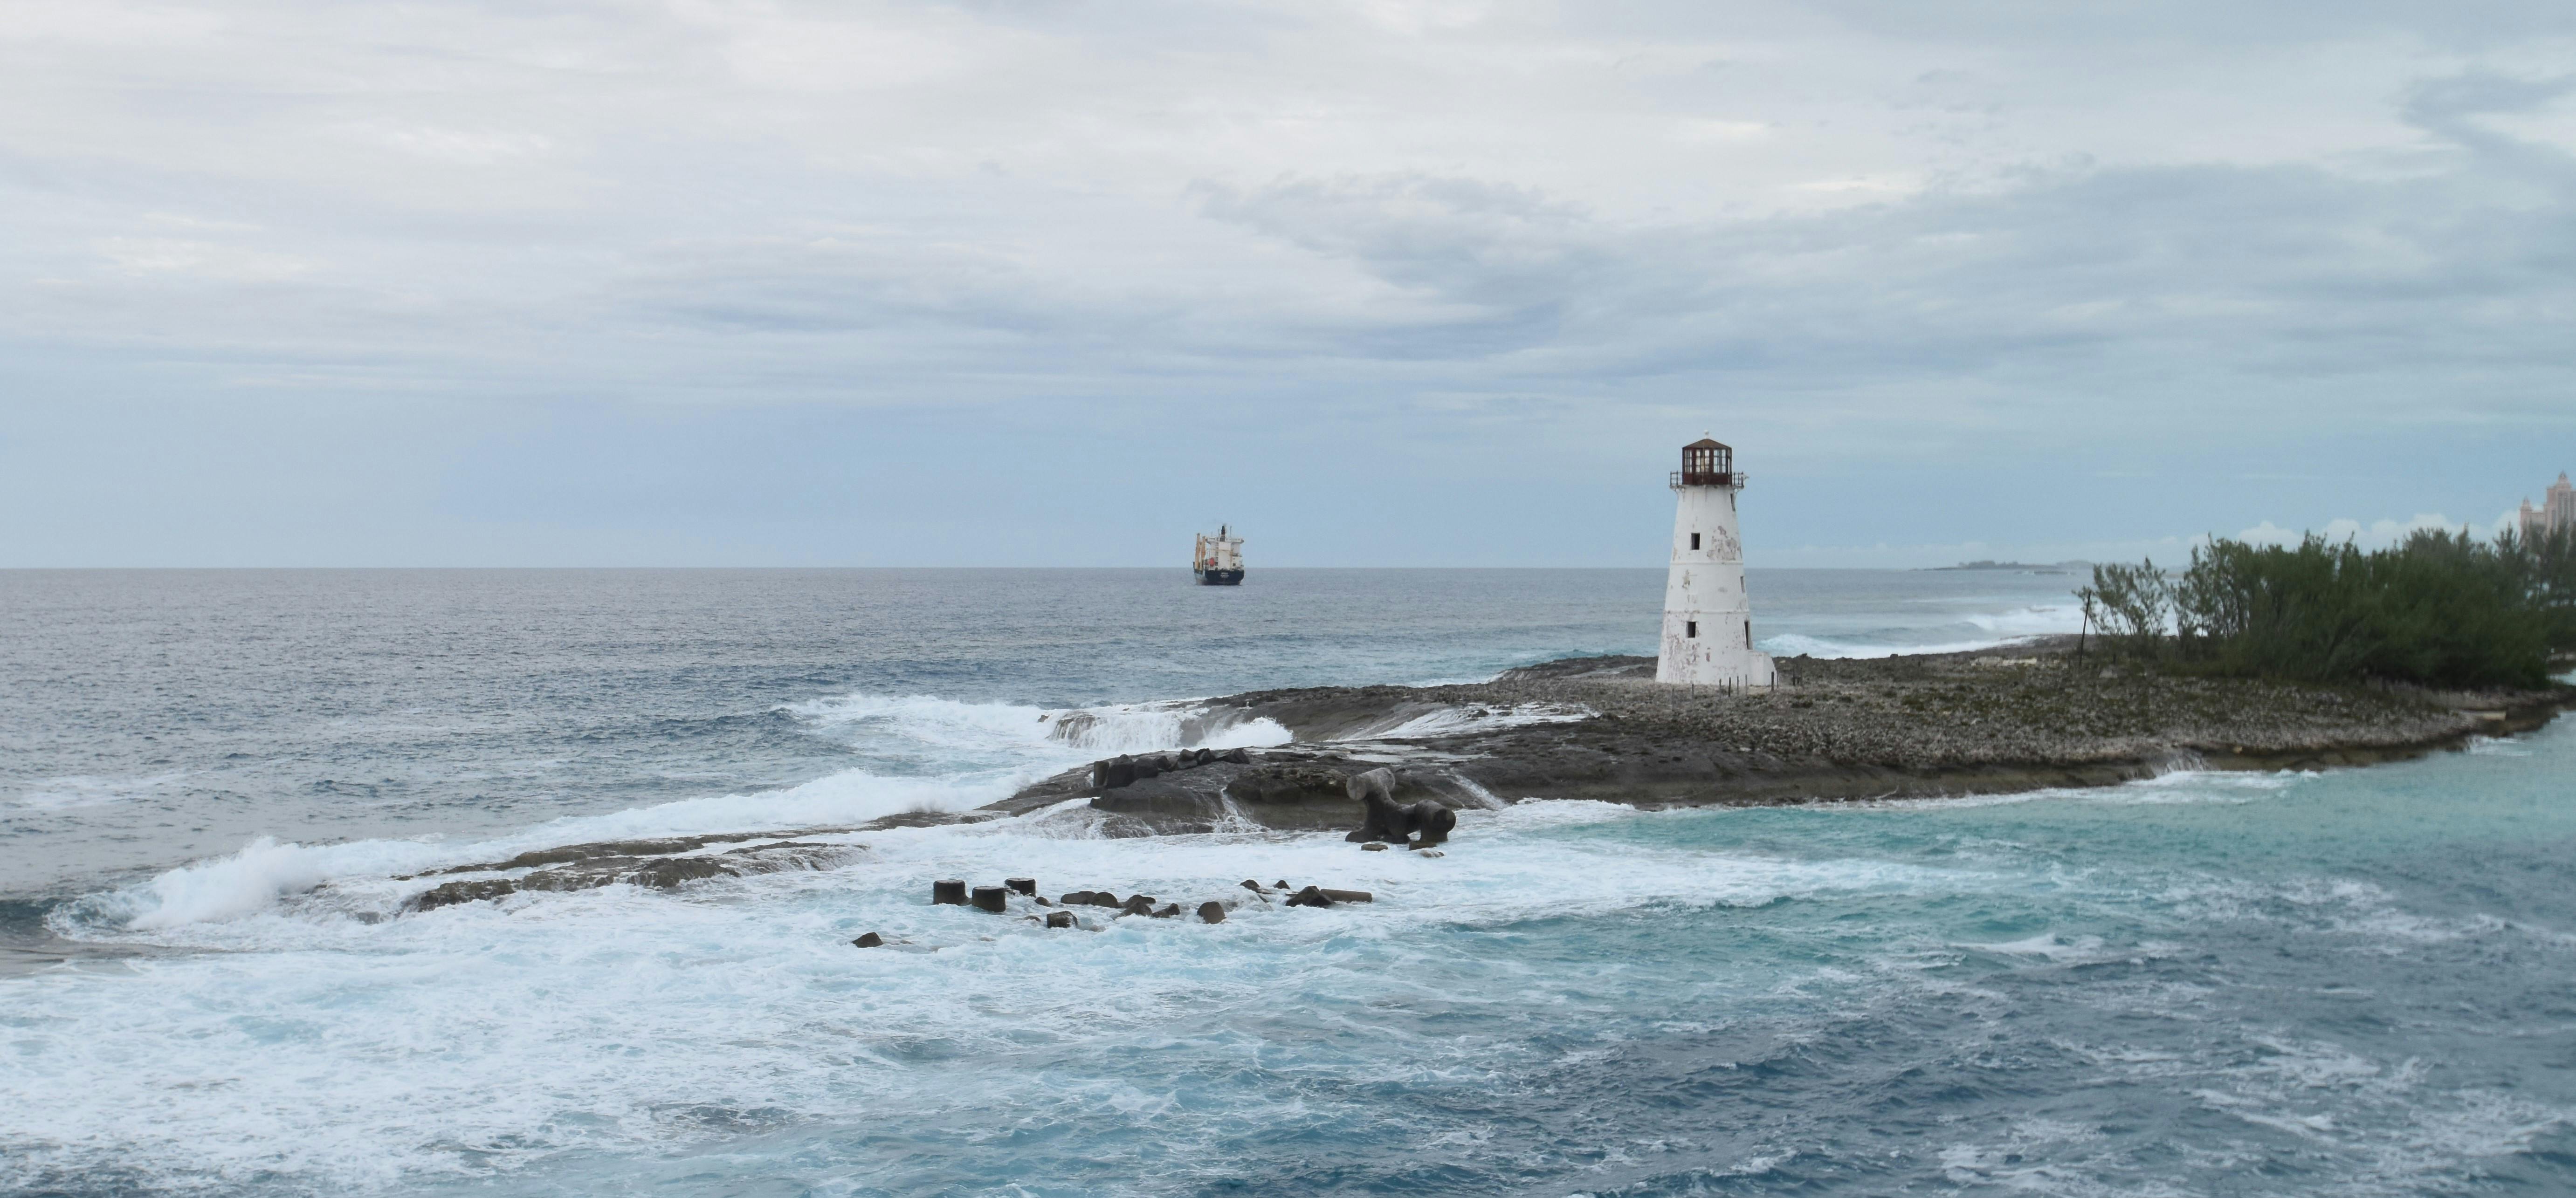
1194;525;1245;586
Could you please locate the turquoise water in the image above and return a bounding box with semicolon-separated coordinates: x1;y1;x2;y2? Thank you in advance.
4;569;2568;1195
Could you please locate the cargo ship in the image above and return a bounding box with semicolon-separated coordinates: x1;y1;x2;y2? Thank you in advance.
1193;525;1245;586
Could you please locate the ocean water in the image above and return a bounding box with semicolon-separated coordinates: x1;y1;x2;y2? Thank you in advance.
7;568;2574;1196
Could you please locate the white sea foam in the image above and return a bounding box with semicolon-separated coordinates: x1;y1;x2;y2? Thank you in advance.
54;767;1011;935
12;770;190;810
1762;602;2084;659
790;691;1290;757
1338;702;1592;741
7;807;2001;1192
66;693;1288;934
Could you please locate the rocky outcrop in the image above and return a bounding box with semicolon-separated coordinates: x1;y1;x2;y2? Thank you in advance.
1089;747;1251;789
411;647;2573;919
407;840;861;912
982;642;2574;835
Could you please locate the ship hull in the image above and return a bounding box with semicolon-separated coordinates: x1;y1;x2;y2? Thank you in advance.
1194;568;1245;586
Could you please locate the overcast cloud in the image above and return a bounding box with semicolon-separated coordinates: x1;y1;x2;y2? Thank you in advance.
3;0;2571;566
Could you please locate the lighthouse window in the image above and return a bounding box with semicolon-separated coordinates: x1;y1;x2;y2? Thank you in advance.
1690;533;1701;550
1745;621;1752;648
1686;621;1698;638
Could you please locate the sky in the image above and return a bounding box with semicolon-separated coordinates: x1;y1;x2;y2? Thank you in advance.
3;0;2572;568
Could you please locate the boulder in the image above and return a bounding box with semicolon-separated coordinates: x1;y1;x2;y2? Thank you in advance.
625;856;736;889
1152;903;1181;918
410;877;519;910
932;879;968;906
1221;747;1252;765
1345;769;1458;847
1198;901;1226;924
1289;886;1374;906
1045;911;1075;929
970;885;1009;913
1408;802;1459;847
1005;877;1037;896
1120;894;1159;916
851;932;885;947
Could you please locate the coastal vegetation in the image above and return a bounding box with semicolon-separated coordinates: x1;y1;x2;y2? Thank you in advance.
2078;528;2576;688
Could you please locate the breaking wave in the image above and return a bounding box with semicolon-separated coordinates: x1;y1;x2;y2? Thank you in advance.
64;694;1286;933
1762;602;2083;659
786;692;1289;758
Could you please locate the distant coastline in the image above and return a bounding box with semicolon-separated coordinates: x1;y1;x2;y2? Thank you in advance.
1924;560;2088;573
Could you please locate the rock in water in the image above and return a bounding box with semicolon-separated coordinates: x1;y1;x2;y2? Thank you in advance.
851;932;885;948
1294;886;1374;905
970;886;1009;913
1152;903;1181;918
1362;842;1388;851
1408;802;1458;847
1198;901;1226;923
1344;768;1460;847
1045;911;1075;929
1120;894;1158;917
932;879;967;906
1005;877;1037;896
1343;768;1400;843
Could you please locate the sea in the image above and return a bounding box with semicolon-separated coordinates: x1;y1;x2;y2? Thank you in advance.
4;568;2573;1197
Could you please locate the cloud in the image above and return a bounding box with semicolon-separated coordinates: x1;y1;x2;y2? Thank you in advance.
93;236;311;281
3;0;2574;563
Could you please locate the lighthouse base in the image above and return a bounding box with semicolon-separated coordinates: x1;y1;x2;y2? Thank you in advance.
1655;622;1776;691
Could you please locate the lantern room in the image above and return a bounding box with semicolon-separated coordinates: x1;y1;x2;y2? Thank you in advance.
1674;437;1735;487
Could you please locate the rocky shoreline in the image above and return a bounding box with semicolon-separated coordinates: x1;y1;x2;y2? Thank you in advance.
385;640;2572;912
987;638;2575;837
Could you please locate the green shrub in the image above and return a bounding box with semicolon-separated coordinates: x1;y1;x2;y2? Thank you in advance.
2082;528;2570;688
2076;560;2170;661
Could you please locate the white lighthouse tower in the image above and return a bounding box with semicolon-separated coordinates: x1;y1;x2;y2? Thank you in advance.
1656;436;1776;690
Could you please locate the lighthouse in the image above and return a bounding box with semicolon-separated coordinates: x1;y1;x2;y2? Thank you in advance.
1656;436;1777;690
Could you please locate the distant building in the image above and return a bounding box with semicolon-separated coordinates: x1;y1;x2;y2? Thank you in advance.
1656;436;1776;690
2521;473;2574;542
